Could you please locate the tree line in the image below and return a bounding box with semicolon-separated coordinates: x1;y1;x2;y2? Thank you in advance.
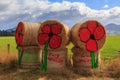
0;30;14;36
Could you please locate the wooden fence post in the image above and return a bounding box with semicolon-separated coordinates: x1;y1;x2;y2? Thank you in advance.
7;44;10;63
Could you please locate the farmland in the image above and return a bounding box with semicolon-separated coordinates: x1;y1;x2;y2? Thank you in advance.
0;36;120;60
0;36;120;80
0;36;17;55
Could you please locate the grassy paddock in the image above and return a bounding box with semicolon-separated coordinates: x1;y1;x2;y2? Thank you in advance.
0;36;17;55
0;37;17;63
67;36;120;61
101;36;120;60
0;36;120;80
0;36;120;61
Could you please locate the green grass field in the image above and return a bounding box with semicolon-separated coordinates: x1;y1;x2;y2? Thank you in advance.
0;37;17;56
0;36;120;80
101;36;120;60
0;36;120;60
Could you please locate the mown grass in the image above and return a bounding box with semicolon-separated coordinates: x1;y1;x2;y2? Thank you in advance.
0;36;120;80
67;36;120;61
0;36;120;60
0;36;17;56
101;36;120;54
101;36;120;60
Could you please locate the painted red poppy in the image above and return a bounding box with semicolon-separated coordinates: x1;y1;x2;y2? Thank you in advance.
38;23;62;49
79;21;105;52
15;22;23;46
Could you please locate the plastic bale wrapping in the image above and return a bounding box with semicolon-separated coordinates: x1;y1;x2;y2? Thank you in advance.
38;20;70;50
42;48;68;73
15;22;41;47
72;47;100;75
71;20;106;50
20;46;42;68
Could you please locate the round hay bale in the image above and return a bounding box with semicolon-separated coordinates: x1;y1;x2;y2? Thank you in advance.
71;20;106;51
42;48;68;73
21;47;42;68
15;22;41;47
38;20;70;50
72;46;100;75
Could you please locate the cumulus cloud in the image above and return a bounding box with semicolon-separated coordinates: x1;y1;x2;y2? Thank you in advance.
0;0;120;30
103;4;109;8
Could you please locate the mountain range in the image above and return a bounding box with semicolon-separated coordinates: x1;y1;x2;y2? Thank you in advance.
106;23;120;35
5;23;120;35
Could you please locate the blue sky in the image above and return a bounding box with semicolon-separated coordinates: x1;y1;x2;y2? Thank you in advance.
0;0;120;30
49;0;120;9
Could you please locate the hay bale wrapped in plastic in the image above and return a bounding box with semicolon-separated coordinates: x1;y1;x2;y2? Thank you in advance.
15;22;41;47
71;20;106;50
37;20;70;50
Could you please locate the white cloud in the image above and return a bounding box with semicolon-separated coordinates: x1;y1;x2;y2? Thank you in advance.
0;0;120;30
103;4;109;8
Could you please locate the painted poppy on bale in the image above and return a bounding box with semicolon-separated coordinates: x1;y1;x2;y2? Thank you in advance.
15;22;41;46
15;22;41;65
37;20;70;72
15;22;23;46
38;20;70;50
71;20;106;51
71;20;106;69
38;23;62;49
79;21;105;52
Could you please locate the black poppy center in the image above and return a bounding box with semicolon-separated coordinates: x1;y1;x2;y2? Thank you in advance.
90;34;95;40
48;32;53;37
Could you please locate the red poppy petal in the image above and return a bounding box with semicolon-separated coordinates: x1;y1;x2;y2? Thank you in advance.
42;25;51;33
86;39;98;52
94;26;105;40
38;33;49;45
19;34;23;46
15;32;19;45
79;28;90;42
49;35;61;49
87;21;97;33
16;22;23;32
51;24;62;34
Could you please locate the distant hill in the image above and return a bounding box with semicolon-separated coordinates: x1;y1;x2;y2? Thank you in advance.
106;23;120;31
106;23;120;35
6;27;16;32
4;23;120;36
